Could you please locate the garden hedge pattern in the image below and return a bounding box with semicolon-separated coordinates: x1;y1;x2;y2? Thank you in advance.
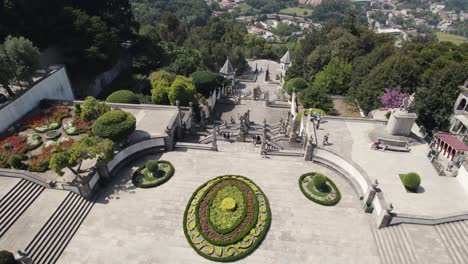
299;172;341;206
132;160;174;188
183;175;270;262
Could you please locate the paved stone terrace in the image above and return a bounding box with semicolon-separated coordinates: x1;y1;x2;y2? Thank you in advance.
316;119;468;216
58;148;380;264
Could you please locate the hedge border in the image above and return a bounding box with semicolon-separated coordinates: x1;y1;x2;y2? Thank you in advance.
131;160;174;188
183;175;271;262
299;172;341;206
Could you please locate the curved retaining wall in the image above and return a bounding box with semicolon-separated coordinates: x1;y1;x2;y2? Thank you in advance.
107;137;166;174
312;148;371;198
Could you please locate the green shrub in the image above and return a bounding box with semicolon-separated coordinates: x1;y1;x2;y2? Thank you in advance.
313;173;327;191
385;111;391;119
73;103;81;114
285;78;309;95
81;96;111;121
402;172;421;191
299;173;341;206
106;90;140;104
92;110;136;142
0;250;18;264
146;160;158;172
8;155;23;169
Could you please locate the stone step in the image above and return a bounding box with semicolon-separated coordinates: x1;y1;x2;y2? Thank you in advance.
0;180;44;238
372;225;417;264
25;192;95;264
435;222;467;264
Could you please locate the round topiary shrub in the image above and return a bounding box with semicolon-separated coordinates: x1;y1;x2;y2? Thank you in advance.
0;250;18;264
92;110;136;142
106;90;140;104
313;173;327;191
402;172;421;191
145;160;158;173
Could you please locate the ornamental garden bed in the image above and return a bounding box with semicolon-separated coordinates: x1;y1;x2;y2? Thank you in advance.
183;175;271;262
22;106;71;132
132;160;174;188
299;172;341;206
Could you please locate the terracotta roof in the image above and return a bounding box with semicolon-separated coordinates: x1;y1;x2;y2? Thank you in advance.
437;133;468;151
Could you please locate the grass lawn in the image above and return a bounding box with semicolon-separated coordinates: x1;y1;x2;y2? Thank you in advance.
436;32;467;45
237;3;259;13
279;7;313;17
330;98;362;117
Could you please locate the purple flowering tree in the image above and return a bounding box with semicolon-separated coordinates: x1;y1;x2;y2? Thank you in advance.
380;87;408;108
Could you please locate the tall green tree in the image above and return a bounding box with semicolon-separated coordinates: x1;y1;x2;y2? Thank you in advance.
312;59;352;95
2;35;41;84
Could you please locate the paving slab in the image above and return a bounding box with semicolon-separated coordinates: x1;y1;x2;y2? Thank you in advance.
0;177;20;200
59;149;380;264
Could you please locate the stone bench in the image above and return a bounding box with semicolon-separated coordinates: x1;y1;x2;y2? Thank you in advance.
375;137;410;152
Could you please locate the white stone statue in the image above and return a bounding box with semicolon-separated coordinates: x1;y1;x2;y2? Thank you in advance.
400;93;416;113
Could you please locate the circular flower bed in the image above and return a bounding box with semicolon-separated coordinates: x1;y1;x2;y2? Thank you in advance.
299;172;341;206
183;175;271;262
45;130;61;140
132;160;174;188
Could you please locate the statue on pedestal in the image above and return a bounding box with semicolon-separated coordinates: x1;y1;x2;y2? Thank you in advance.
400;93;416;113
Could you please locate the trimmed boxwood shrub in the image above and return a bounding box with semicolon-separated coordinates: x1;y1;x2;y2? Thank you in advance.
132;160;174;188
145;160;158;172
106;90;140;104
0;250;18;264
313;173;327;190
8;155;23;169
401;172;421;191
299;172;341;206
91;110;136;142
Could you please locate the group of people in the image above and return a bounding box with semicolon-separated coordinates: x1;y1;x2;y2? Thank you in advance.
252;135;262;146
222;133;231;141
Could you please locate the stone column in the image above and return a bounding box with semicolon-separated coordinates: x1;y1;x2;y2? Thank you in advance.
304;140;315;161
378;203;394;228
176;100;183;139
363;180;379;212
211;126;218;151
98;164;111;181
189;102;196;135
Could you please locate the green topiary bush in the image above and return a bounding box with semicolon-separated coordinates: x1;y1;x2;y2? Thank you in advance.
106;90;140;104
0;250;18;264
313;173;327;191
91;110;136;142
402;172;421;191
146;160;158;172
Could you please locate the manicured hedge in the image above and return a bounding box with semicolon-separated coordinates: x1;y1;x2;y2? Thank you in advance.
91;110;136;142
105;90;140;104
132;160;174;188
183;175;271;262
299;172;341;206
401;172;421;191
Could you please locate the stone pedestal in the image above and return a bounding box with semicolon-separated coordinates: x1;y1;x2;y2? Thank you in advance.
304;141;315;161
386;110;418;136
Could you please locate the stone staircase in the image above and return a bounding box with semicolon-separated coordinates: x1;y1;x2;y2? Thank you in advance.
0;179;44;238
371;224;417;264
435;220;468;264
25;192;95;264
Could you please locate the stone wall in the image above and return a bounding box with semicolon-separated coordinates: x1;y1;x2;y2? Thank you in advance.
0;66;74;133
457;165;468;194
81;54;132;98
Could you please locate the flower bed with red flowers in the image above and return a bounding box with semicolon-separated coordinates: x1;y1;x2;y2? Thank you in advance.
64;116;94;135
23;107;71;132
29;138;74;172
0;135;29;168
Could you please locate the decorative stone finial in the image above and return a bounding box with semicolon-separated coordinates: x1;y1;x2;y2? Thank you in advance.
371;179;379;190
386;203;394;214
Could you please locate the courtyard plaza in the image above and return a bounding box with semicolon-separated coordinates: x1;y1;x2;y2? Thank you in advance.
57;146;381;264
315;118;468;216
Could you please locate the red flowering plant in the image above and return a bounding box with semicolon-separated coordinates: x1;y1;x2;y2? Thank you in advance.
23;106;71;131
0;135;29;168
